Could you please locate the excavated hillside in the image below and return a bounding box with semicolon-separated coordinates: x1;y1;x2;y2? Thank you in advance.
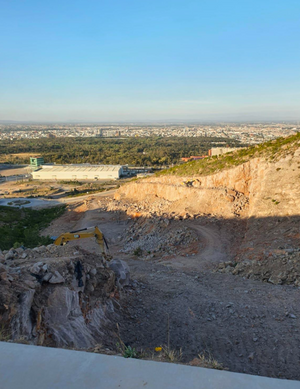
114;133;300;284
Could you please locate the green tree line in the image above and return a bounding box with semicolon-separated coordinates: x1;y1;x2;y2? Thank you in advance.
0;137;243;166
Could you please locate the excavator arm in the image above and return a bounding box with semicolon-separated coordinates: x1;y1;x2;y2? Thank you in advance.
53;226;109;254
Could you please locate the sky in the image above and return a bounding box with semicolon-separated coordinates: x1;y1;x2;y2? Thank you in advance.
0;0;300;122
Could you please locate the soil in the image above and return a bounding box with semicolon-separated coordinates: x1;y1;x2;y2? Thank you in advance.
43;195;300;381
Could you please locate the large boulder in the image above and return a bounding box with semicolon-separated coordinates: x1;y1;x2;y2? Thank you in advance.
108;259;130;288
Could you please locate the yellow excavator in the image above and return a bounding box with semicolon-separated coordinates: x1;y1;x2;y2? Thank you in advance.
53;226;109;255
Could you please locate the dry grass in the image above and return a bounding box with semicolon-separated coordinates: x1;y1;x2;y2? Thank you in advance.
189;352;226;370
161;346;183;362
151;345;183;363
0;325;11;342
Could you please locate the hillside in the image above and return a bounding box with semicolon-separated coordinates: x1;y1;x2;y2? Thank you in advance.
114;133;300;283
157;132;300;177
116;133;300;219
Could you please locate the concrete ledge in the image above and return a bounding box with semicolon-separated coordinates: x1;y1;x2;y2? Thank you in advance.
1;342;300;389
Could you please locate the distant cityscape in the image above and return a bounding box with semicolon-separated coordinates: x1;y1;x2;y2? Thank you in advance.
0;122;299;145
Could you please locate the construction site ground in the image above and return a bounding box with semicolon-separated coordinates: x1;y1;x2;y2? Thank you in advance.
42;194;300;381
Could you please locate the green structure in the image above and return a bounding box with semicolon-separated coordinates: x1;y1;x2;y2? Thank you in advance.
30;157;44;167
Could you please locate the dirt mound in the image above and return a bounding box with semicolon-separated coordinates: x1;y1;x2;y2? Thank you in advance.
0;245;120;349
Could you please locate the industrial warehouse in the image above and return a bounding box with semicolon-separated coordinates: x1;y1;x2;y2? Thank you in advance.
31;164;123;180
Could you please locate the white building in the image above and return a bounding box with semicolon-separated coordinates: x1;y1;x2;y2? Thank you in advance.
32;164;123;180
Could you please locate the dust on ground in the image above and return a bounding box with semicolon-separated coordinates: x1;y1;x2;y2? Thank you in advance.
41;194;300;380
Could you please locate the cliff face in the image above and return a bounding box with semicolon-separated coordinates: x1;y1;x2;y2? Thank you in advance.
0;245;119;349
116;148;300;219
114;148;300;266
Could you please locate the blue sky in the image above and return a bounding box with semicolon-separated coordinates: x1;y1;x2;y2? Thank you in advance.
0;0;300;122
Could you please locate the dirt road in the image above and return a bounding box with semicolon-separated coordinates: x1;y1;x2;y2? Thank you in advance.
160;222;229;271
43;197;300;380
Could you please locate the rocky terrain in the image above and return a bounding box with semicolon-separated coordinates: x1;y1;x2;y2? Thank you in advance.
218;247;300;286
112;139;300;285
0;244;129;350
120;217;199;259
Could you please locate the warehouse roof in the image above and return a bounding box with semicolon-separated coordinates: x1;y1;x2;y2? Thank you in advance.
35;164;123;172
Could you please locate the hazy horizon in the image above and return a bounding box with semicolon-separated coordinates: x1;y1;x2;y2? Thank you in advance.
1;119;300;125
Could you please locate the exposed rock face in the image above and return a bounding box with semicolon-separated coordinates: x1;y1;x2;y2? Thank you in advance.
115;176;249;218
115;150;300;219
112;147;300;282
0;245;119;349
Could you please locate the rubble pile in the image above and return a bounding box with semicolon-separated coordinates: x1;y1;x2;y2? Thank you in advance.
106;197;172;218
102;197;221;221
217;248;300;286
120;217;198;258
0;245;123;349
224;188;249;217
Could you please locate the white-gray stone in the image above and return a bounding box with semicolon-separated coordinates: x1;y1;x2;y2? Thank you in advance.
49;271;65;284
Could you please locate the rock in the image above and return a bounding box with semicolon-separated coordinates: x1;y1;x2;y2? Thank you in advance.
108;259;130;288
42;264;48;272
30;262;44;274
21;252;28;259
0;272;8;281
38;245;47;253
86;283;94;292
23;280;37;289
43;286;115;348
43;273;53;282
49;271;65;284
5;250;15;261
90;268;97;276
0;244;117;350
11;290;35;340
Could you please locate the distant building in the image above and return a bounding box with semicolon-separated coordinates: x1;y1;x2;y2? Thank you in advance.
32;164;123;180
208;147;242;157
30;157;44;167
